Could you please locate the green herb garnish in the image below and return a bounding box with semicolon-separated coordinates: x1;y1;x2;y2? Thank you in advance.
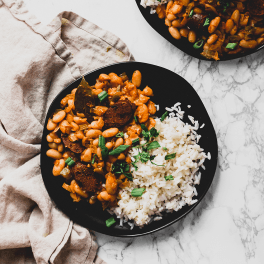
160;111;168;122
106;217;116;227
147;141;161;150
132;138;140;146
131;188;145;197
226;43;237;50
165;175;174;181
203;17;210;27
151;161;165;166
116;132;124;138
91;154;97;164
134;116;138;123
98;91;108;102
165;153;176;160
163;147;168;150
109;145;130;156
99;135;109;159
65;157;75;166
193;39;204;49
189;9;194;17
112;161;133;180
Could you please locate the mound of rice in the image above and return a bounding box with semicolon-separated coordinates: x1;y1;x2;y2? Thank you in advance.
140;0;168;8
110;103;210;228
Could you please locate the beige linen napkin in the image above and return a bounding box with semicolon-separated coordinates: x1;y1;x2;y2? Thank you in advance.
0;0;133;263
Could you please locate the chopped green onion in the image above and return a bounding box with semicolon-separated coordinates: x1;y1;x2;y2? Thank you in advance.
134;116;138;123
132;138;140;146
165;153;176;160
165;175;174;181
141;124;148;131
65;157;75;166
163;147;168;150
189;9;194;17
147;141;161;150
203;17;210;26
160;111;168;122
98;91;108;102
131;188;145;197
226;43;237;50
149;127;159;138
99;135;109;159
151;161;165;166
109;145;130;156
116;132;124;138
91;154;97;164
106;217;116;227
193;39;204;49
124;172;133;181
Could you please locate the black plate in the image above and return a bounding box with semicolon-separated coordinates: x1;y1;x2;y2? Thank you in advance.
41;61;218;237
135;0;264;61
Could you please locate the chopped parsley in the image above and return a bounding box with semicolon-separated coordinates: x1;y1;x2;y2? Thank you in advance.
111;161;133;180
165;175;174;181
116;132;124;138
161;111;168;121
165;153;176;160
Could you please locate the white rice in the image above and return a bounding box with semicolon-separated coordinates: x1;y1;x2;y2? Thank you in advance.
110;104;209;228
140;0;168;8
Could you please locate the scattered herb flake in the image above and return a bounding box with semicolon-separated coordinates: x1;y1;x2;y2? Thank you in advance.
161;111;168;122
147;141;161;150
163;147;168;150
106;217;116;227
109;145;130;156
91;154;97;164
116;132;124;138
131;188;145;197
165;175;174;181
134;116;138;123
165;153;176;160
203;17;210;27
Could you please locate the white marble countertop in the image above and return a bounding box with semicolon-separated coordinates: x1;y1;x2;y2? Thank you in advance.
24;0;264;263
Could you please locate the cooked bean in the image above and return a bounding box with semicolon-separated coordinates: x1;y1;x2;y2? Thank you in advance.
193;7;202;14
230;25;237;35
48;142;58;149
81;148;92;162
93;138;99;146
53;110;66;123
97;147;102;160
257;37;264;45
47;119;57;131
102;128;119;138
125;138;132;146
71;180;89;198
142;86;154;96
166;1;173;14
167;12;176;21
70;122;79;131
73;117;87;124
46;149;62;159
208;17;221;34
239;39;258;49
135;104;149;123
115;138;124;148
132;70;142;88
169;26;181;40
57;144;64;152
147;100;156;115
53;159;65;176
86;129;102;139
240;14;249;27
170;4;183;14
231;10;240;25
188;30;196;43
254;27;264;36
156;5;166;19
105;142;113;150
226;19;235;33
180;28;189;38
53;138;61;144
171;20;181;28
207;34;218;44
47;134;54;143
60;120;72;134
98;73;110;82
165;18;172;27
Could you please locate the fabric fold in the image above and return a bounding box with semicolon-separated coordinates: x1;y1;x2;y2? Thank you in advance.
0;0;134;263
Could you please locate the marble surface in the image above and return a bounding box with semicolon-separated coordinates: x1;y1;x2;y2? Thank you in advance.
24;0;264;263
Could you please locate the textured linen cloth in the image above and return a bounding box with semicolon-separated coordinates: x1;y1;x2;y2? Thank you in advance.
0;0;133;263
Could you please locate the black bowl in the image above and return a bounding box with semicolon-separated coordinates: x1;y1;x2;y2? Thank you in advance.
135;0;264;61
41;61;218;237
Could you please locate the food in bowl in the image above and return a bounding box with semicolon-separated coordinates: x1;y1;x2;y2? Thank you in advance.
45;70;210;228
141;0;264;60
